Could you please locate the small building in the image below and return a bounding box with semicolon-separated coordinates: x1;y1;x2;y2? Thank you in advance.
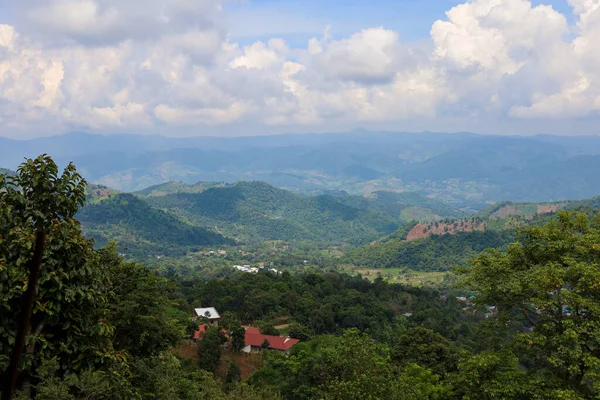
194;307;221;326
242;327;299;355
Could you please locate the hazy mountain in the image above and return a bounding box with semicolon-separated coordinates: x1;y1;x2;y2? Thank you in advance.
4;131;600;203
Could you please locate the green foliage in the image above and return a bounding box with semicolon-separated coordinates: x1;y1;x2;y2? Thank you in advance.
78;193;233;257
225;362;241;384
197;327;225;373
131;353;280;400
255;320;279;336
0;156;118;384
462;211;600;397
392;327;460;376
183;271;468;340
144;181;400;245
100;245;185;358
449;351;538;400
251;329;450;400
350;230;515;271
287;323;313;341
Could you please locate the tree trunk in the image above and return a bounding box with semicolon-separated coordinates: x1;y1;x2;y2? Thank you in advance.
2;229;45;400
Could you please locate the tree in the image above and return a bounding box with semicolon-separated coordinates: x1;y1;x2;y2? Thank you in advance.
99;245;185;358
288;323;313;342
392;327;460;376
225;362;241;384
256;321;279;336
197;327;224;373
231;326;246;353
449;351;538;400
462;211;600;397
0;156;118;398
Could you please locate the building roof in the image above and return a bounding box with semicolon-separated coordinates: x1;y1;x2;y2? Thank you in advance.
193;324;209;339
244;327;299;351
194;307;221;320
194;324;229;340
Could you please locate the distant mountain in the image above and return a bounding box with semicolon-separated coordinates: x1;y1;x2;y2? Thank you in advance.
77;193;233;257
4;131;600;203
135;181;227;197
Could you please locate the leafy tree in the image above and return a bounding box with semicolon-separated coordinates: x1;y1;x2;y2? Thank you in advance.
197;327;224;373
230;326;246;353
225;362;241;384
449;351;537;400
256;321;279;336
288;323;313;342
462;211;600;397
392;327;460;376
99;245;185;358
0;156;119;397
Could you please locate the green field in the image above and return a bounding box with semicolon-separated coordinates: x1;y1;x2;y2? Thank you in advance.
342;266;447;287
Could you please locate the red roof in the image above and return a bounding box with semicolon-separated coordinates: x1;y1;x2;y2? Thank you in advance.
244;328;299;351
194;324;229;340
194;324;208;339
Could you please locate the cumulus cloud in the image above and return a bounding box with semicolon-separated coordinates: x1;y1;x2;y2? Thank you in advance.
1;0;600;137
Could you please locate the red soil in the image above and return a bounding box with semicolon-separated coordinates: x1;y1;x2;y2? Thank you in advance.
406;220;485;241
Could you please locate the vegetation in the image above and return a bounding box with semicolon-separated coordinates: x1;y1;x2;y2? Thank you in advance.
144;181;400;245
77;193;234;257
3;156;600;399
349;230;515;271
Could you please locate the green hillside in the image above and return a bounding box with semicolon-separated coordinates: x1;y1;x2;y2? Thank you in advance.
336;191;465;222
348;196;600;272
349;229;515;271
77;193;234;257
144;181;401;245
135;181;226;196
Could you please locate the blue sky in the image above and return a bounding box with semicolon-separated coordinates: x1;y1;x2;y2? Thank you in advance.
1;1;574;46
224;0;575;46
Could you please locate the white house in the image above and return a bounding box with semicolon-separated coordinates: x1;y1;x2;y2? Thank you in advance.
193;307;221;326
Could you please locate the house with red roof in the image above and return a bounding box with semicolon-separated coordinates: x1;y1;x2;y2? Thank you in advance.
242;327;300;355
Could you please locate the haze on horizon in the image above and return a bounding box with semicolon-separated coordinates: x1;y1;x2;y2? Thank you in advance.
1;0;600;139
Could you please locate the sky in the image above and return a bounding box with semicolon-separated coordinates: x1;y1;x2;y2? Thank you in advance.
0;0;599;138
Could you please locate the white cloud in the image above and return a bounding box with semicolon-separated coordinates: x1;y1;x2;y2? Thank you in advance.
1;0;600;137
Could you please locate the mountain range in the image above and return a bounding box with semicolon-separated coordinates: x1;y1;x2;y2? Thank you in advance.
77;181;463;257
4;131;600;205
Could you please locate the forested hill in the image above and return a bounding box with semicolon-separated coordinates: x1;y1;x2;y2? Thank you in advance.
77;193;234;257
134;181;227;196
349;196;600;272
143;181;401;244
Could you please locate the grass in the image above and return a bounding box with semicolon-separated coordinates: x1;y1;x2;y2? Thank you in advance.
346;266;447;287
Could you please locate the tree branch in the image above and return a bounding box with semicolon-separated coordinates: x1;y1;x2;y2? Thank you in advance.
521;306;537;327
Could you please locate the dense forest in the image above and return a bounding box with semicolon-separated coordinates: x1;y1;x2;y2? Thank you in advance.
2;157;600;399
349;230;516;271
77;193;233;257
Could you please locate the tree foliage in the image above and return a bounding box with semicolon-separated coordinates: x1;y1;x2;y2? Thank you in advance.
462;211;600;397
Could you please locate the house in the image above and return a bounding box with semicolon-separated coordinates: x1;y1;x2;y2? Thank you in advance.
242;327;299;355
193;307;221;326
